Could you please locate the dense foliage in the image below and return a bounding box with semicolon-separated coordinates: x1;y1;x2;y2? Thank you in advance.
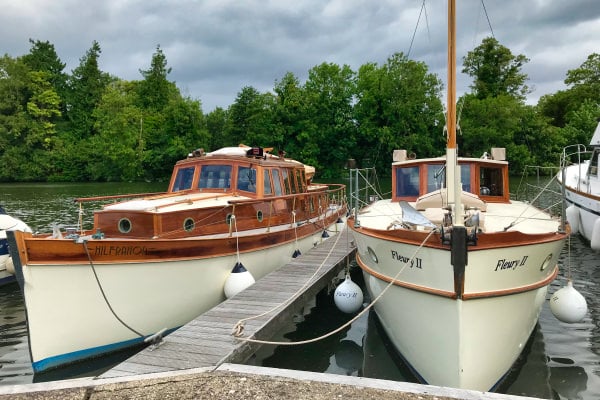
0;38;598;182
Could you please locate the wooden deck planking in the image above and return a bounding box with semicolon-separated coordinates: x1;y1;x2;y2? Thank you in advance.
101;230;355;378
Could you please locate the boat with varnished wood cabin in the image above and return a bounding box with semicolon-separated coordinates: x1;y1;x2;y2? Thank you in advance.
8;145;347;372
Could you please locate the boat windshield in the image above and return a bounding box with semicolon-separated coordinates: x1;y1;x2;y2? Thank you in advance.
198;165;232;189
237;166;257;193
172;167;195;192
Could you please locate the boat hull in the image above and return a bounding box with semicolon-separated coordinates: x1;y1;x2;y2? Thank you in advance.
564;185;600;243
10;213;345;372
351;226;565;391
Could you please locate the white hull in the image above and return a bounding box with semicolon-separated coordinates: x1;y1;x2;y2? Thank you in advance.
561;162;600;245
18;222;341;372
353;228;562;391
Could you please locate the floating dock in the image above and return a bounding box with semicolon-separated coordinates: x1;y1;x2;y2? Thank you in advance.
101;229;356;378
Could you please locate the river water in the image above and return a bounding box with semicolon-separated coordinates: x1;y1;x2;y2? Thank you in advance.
0;182;599;399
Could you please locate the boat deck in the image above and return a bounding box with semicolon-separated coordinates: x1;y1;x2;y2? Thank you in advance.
100;229;356;378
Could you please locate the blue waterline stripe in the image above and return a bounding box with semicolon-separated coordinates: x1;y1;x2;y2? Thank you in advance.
32;327;179;373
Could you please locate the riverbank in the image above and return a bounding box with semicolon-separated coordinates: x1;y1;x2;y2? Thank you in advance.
0;364;540;400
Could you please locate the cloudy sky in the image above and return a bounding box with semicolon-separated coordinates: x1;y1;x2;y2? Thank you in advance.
1;0;599;112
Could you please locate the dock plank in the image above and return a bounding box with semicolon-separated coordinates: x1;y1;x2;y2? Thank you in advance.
101;230;354;379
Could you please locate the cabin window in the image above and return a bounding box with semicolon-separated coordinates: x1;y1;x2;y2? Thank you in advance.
426;164;445;192
425;164;472;193
480;166;503;196
198;165;232;189
590;150;600;177
395;166;420;197
237;166;257;193
172;167;195;192
264;169;273;195
272;169;283;196
282;169;292;194
295;169;305;192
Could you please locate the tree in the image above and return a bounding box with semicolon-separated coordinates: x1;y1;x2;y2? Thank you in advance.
206;107;229;150
354;53;444;173
301;62;356;177
137;45;174;110
22;39;68;114
226;86;277;147
539;53;600;128
66;40;112;139
273;72;307;157
462;37;530;101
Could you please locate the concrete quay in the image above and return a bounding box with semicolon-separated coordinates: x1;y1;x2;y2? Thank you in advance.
0;363;541;400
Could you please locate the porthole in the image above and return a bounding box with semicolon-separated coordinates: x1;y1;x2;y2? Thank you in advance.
540;254;552;271
183;218;195;232
367;246;378;263
118;218;132;234
257;210;263;222
226;213;233;226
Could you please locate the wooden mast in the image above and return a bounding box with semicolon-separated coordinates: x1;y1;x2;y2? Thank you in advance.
446;0;463;226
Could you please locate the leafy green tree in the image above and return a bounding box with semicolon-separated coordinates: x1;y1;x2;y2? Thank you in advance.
273;72;307;157
22;39;68;114
206;107;229;150
462;37;530;101
539;53;600;128
226;86;277;147
302;62;356;177
137;45;173;110
0;55;29;181
354;53;444;173
66;41;112;140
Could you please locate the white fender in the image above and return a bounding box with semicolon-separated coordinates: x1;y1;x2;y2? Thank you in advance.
224;262;255;298
334;274;364;314
565;205;580;235
591;219;600;251
550;281;588;323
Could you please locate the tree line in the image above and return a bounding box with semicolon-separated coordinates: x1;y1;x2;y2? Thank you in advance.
0;38;598;182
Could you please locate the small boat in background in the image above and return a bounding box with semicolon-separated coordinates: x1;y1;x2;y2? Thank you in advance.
0;206;31;286
8;145;347;373
348;0;568;391
559;120;600;250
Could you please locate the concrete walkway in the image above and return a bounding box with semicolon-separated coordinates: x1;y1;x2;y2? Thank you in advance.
0;364;541;400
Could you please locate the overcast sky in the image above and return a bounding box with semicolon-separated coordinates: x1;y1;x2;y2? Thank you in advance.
1;0;599;112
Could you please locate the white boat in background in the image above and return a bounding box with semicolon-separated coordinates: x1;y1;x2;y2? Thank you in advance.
0;207;31;286
8;145;347;373
348;0;569;392
558;120;600;250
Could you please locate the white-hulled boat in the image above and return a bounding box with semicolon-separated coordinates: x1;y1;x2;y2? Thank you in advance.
558;120;600;250
8;145;347;373
348;1;568;391
0;207;31;286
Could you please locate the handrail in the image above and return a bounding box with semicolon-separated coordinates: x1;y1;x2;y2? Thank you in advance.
74;192;168;203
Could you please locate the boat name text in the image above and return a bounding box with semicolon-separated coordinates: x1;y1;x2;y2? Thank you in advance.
390;250;422;269
94;245;149;257
495;256;528;271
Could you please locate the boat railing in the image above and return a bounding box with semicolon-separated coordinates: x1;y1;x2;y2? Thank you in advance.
560;144;594;192
514;165;564;218
347;168;385;217
227;184;347;207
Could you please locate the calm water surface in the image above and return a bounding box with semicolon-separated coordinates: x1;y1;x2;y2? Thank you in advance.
0;182;599;399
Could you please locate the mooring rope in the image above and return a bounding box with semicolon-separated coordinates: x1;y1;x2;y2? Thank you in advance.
231;214;349;339
82;242;144;338
231;227;437;347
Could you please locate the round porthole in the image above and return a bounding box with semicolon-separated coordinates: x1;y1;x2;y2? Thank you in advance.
257;210;263;222
183;218;195;232
118;218;132;234
367;246;378;263
226;213;233;225
540;254;552;271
